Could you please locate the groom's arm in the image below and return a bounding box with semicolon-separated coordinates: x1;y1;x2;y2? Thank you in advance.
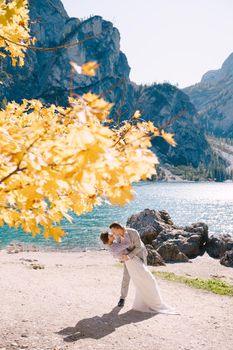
126;229;144;259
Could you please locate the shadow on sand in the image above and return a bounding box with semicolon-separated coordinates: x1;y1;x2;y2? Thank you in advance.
56;306;158;342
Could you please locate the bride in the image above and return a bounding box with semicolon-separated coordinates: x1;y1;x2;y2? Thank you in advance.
100;231;179;315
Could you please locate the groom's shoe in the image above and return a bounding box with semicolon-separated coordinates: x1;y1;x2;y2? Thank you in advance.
117;298;125;307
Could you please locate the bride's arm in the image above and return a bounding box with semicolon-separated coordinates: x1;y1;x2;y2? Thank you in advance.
109;237;131;258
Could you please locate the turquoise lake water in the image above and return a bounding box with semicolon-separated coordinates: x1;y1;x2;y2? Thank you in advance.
0;182;232;250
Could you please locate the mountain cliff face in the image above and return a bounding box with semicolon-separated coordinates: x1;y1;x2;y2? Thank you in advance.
184;53;233;138
135;83;213;167
0;0;217;169
0;0;133;112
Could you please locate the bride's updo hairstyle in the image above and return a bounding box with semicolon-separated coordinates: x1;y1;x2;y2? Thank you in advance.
100;231;110;245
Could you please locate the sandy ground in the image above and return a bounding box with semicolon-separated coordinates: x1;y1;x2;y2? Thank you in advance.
0;249;233;350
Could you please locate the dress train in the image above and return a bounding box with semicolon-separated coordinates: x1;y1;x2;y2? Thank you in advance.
125;255;179;315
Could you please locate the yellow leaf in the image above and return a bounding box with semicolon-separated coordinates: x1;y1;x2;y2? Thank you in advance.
161;129;177;147
43;226;65;242
132;110;141;119
109;186;135;206
81;61;99;76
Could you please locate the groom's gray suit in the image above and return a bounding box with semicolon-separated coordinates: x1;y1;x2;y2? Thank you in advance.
120;226;148;299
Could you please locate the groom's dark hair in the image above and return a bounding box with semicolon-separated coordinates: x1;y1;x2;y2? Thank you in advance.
100;231;109;244
109;222;124;230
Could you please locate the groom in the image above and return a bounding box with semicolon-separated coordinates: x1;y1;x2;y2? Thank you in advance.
109;222;148;307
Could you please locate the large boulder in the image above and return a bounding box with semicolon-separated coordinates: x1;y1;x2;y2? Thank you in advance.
206;234;233;259
157;242;189;263
220;250;233;267
127;208;208;259
126;209;176;244
153;230;207;259
183;222;209;244
127;208;233;267
145;245;166;266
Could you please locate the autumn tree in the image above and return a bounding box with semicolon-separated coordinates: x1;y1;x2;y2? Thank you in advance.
0;0;176;242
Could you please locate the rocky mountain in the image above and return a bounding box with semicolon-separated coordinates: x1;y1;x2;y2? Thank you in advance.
135;83;213;167
0;0;134;114
0;0;223;172
184;53;233;138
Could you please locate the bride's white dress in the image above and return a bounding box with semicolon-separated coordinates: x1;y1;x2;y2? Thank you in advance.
125;255;178;314
106;232;179;315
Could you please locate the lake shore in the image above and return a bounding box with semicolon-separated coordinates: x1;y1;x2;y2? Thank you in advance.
0;249;233;350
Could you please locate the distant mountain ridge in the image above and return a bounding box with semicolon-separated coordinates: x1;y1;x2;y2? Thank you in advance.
0;0;221;172
184;53;233;138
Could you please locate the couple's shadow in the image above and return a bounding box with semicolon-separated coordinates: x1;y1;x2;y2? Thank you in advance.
57;306;157;342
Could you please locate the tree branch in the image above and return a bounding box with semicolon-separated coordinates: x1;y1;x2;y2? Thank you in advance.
0;34;95;52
